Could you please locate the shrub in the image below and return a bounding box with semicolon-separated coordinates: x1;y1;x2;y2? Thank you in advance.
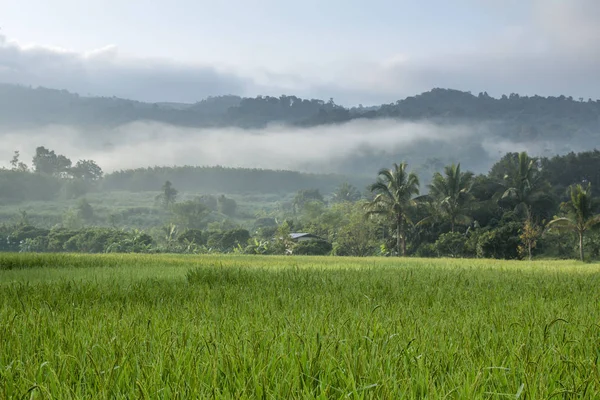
434;232;468;258
293;240;332;256
476;222;522;259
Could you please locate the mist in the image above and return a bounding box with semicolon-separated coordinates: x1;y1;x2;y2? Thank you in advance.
0;118;510;174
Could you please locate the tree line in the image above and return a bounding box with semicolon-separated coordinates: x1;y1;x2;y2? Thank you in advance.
3;149;600;260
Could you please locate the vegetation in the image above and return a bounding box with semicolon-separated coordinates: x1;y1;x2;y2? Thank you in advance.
547;183;600;261
366;163;420;256
1;254;600;398
2;85;599;138
422;163;474;233
5;142;600;261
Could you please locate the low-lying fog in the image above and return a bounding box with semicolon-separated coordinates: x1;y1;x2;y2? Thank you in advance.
0;119;584;176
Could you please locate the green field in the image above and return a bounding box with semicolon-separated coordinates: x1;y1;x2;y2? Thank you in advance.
1;255;600;398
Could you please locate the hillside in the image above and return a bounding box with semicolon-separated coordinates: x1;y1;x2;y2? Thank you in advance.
1;84;599;138
2;84;600;177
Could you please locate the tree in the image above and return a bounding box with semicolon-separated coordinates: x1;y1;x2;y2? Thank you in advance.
518;219;542;260
331;182;361;203
156;180;178;208
293;189;324;214
32;146;72;176
10;151;29;172
546;183;600;261
333;202;379;256
70;160;103;181
423;163;474;232
494;152;553;221
76;198;94;222
171;199;209;229
365;162;420;256
217;195;237;216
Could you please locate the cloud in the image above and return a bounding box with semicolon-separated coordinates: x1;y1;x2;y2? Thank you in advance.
0;37;250;103
0;0;598;105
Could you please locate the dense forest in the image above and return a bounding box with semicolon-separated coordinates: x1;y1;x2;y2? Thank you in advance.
3;145;600;261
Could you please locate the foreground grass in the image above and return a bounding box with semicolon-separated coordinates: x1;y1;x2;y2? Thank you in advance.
1;254;600;398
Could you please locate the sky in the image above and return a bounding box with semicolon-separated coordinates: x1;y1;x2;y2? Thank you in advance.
0;0;598;105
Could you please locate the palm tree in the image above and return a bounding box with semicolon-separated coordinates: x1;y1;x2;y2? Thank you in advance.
547;183;600;261
424;163;474;233
365;162;419;256
498;152;549;221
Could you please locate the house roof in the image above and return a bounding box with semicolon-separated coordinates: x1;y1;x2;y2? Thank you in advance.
289;233;322;240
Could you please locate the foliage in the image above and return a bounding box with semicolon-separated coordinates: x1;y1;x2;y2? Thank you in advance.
518;220;542;260
546;183;600;261
424;163;474;232
156;180;178;208
9;150;29;172
206;229;250;252
70;159;104;181
493;152;555;221
331;202;379;257
434;232;468;258
76;198;94;222
292;240;332;255
217;195;237;216
32;146;72;176
366;162;420;256
476;222;522;260
171;199;209;229
331;182;361;203
293;189;325;213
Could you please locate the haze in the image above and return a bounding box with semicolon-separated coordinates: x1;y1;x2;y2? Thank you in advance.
0;120;480;173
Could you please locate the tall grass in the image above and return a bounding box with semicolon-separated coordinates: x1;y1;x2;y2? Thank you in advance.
1;254;600;398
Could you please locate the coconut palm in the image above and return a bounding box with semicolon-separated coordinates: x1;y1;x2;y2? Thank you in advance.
365;162;419;256
423;163;474;232
498;151;551;221
547;183;600;261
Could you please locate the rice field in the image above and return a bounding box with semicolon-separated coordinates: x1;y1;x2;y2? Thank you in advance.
1;254;600;398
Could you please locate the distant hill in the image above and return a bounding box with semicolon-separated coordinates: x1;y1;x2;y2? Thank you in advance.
2;83;600;177
1;84;598;142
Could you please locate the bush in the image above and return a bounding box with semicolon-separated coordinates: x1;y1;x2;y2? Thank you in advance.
6;226;50;252
217;195;237;216
206;229;250;251
293;240;332;255
476;222;522;259
434;232;468;258
19;236;49;252
178;229;205;246
415;243;437;258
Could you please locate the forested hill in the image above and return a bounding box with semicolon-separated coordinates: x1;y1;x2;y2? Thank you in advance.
1;84;599;141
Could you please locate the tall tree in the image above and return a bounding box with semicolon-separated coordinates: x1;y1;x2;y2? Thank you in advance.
424;163;474;232
495;151;553;221
365;162;419;256
32;146;72;177
156;180;178;208
547;183;600;261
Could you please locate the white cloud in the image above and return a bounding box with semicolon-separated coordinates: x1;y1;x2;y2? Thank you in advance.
0;0;598;105
0;36;250;103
